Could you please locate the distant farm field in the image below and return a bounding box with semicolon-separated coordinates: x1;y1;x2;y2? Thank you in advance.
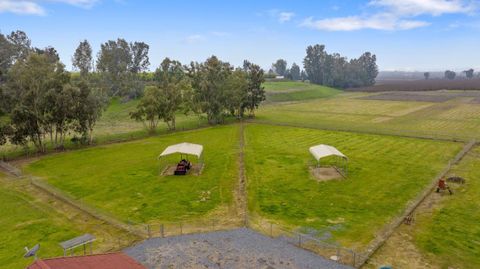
25;125;239;224
263;81;341;102
256;89;480;140
347;78;480;92
245;124;462;249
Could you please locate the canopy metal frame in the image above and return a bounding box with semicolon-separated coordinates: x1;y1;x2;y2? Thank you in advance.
315;155;348;177
158;152;204;175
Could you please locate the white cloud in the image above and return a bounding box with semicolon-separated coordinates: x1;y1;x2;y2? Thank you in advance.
0;0;45;15
0;0;99;15
267;9;295;23
278;12;294;22
185;34;205;44
301;14;429;31
301;0;475;31
369;0;475;16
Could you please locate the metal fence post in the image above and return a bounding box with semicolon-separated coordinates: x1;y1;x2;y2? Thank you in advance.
298;234;302;247
180;223;183;235
147;224;151;238
160;224;164;238
352;251;356;267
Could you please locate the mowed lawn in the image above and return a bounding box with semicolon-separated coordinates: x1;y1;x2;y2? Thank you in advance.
25;125;239;223
263;81;341;102
414;147;480;269
256;96;436;133
245;124;462;249
257;88;480;140
0;173;78;269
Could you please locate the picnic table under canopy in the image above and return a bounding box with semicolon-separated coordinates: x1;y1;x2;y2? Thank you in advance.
158;142;204;175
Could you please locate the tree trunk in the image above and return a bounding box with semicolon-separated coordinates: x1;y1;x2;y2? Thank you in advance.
171;116;176;131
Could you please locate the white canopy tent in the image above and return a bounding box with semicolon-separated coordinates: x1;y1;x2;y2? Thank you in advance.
158;142;204;175
159;142;203;159
309;144;348;176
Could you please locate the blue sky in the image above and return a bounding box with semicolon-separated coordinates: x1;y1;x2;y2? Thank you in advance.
1;0;480;71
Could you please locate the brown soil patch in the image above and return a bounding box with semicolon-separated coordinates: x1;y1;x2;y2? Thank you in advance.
310;167;344;182
347;79;480;92
161;163;204;176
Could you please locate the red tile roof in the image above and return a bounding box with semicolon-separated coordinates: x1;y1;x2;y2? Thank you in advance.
27;253;146;269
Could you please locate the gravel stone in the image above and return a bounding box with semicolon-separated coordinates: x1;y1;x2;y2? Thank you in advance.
124;228;353;269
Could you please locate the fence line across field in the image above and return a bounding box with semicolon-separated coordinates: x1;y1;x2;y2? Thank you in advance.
18;129;477;268
250;119;478;142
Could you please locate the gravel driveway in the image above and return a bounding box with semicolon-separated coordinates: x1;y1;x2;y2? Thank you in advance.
124;228;353;269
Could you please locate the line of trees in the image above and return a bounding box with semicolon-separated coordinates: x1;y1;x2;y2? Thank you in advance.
269;60;307;81
267;45;378;88
1;30;267;152
0;31;106;152
130;57;265;131
303;44;378;88
423;69;475;80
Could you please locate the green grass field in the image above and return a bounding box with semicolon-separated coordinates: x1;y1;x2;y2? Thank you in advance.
0;173;79;269
245;124;462;249
25;125;239;223
414;147;480;269
1;98;208;159
256;89;480;140
94;98;207;142
263;81;341;102
5;81;480;268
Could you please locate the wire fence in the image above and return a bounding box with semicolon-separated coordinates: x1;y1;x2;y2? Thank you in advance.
16;131;477;268
354;139;476;267
129;218;244;239
29;177;146;239
246;214;366;267
249;119;478;143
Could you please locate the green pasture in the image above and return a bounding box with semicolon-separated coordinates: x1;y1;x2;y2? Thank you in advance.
245;124;462;249
94;98;207;142
25;125;239;223
414;147;480;269
1;98;208;159
263;81;341;102
256;90;480;140
0;173;78;269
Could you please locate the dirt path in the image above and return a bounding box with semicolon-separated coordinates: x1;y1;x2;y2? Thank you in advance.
362;190;445;269
0;160;23;177
362;141;476;268
356;140;476;267
237;122;248;225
